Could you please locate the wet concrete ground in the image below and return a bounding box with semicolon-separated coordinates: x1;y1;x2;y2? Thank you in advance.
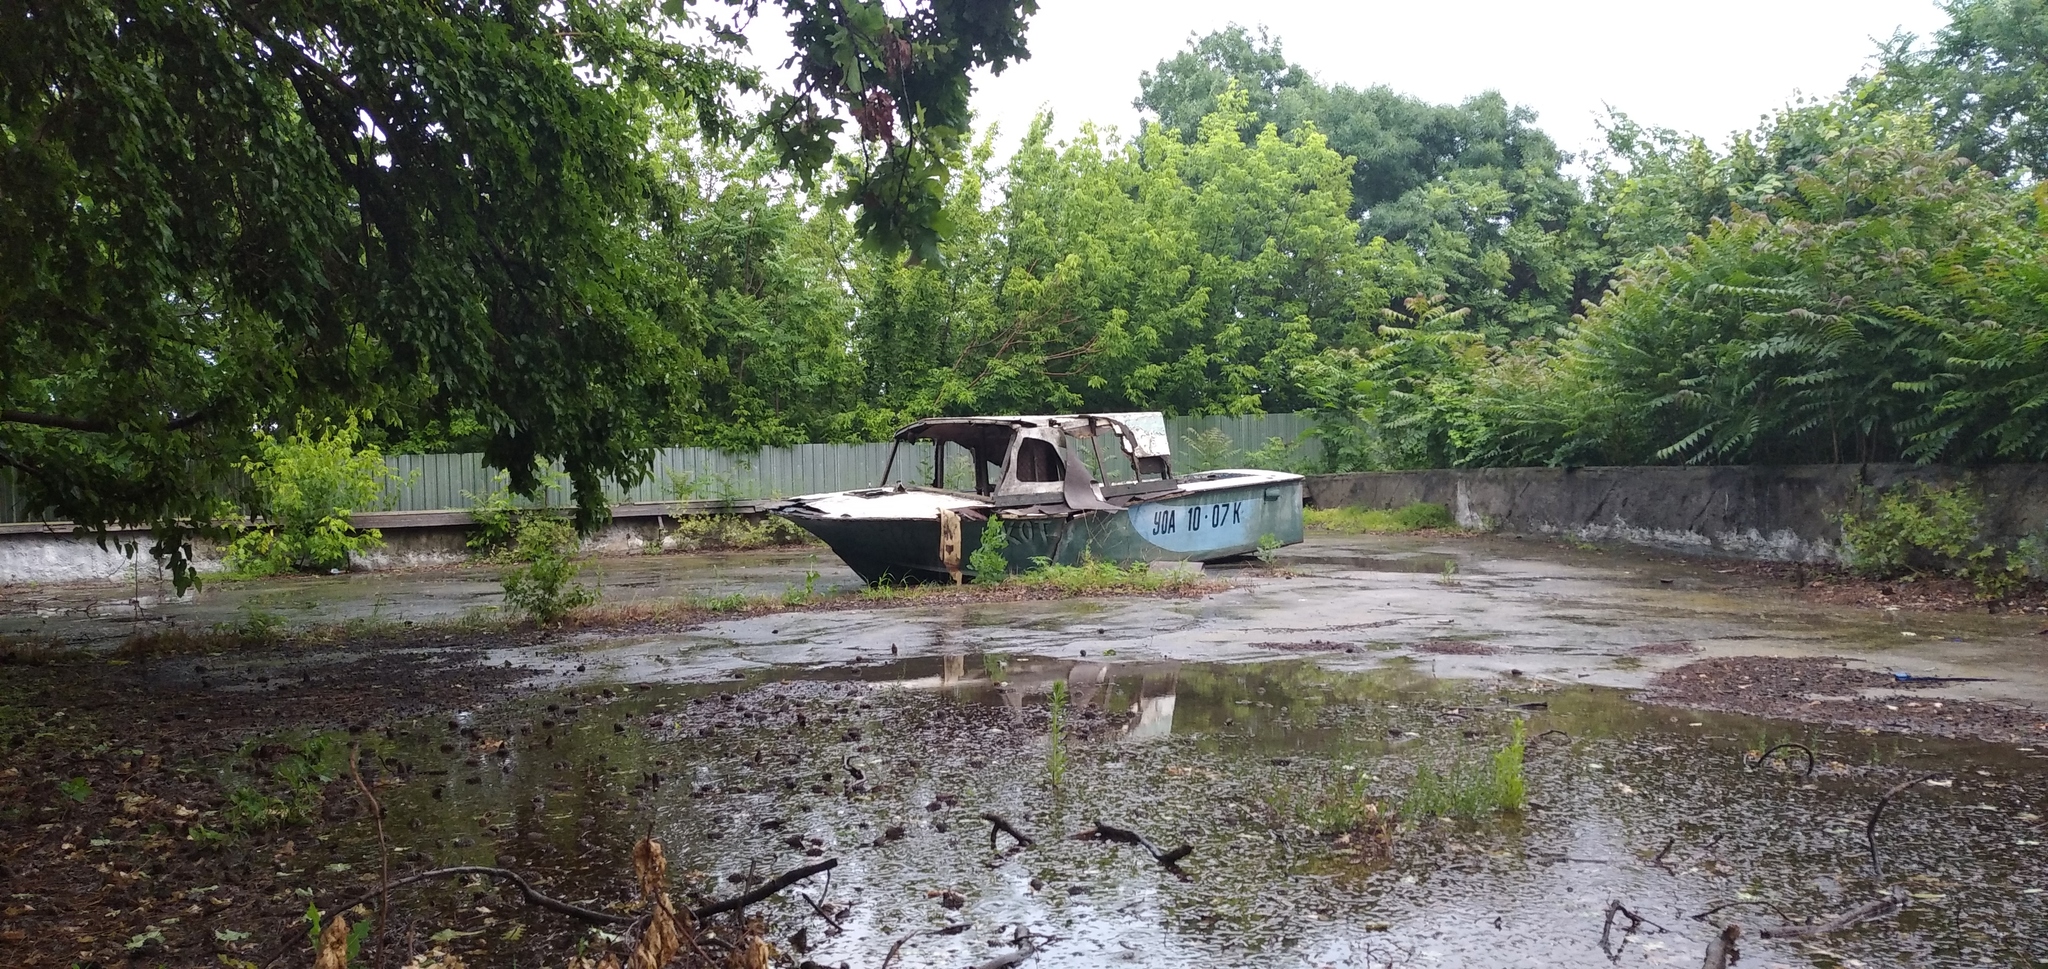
473;535;2048;714
6;535;2048;967
343;657;2048;968
11;535;2044;708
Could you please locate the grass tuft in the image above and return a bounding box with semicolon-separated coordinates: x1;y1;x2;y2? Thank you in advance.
1402;719;1526;822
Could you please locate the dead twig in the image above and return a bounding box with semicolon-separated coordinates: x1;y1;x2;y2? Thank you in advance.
1649;837;1675;870
1744;741;1815;777
1688;898;1799;924
1700;924;1741;969
981;812;1036;852
346;745;391;969
1758;889;1908;940
1599;899;1664;961
879;922;969;969
1867;771;1944;879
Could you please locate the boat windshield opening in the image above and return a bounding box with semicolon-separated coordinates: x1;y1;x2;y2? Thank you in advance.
1014;438;1063;483
880;434;1005;495
1062;428;1137;484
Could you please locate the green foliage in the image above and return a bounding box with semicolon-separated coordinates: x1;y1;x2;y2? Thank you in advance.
226;418;401;576
57;776;90;803
1;0;1035;582
1840;482;1985;576
1403;720;1526;822
1305;502;1456;534
499;518;597;624
1011;557;1201;594
1287;769;1395;850
1046;679;1069;790
221;733;348;835
461;469;567;557
1838;481;2041;599
781;569;823;606
1255;533;1283;564
660;514;812;552
1179;428;1241;473
1866;0;2048;180
969;519;1012;582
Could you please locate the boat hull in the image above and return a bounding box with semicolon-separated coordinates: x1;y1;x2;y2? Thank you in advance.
787;474;1303;585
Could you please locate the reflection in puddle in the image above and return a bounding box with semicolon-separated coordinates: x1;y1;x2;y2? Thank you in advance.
328;658;2045;968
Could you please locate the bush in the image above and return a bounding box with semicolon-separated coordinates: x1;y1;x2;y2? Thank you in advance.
500;517;597;623
660;514;812;551
1839;482;1982;577
227;417;403;575
969;518;1011;582
1838;481;2043;600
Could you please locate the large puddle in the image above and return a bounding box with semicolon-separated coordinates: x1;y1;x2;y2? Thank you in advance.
318;657;2048;968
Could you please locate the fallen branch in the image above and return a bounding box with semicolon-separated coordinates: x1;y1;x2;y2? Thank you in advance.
1071;821;1192;877
318;857;838;934
1599;899;1664;960
1744;741;1815;777
693;859;839;921
981;812;1036;852
1700;924;1741;969
1758;889;1908;940
1867;772;1944;879
346;746;391;969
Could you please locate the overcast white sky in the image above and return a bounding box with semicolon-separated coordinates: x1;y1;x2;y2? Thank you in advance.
743;0;1954;163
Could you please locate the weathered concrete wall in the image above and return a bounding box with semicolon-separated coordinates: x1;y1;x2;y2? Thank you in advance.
2;514;680;586
1306;464;2048;562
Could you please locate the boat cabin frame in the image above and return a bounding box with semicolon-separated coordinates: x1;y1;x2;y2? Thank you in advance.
876;413;1178;509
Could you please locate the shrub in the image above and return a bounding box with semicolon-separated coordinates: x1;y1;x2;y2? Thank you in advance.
226;417;403;575
1839;482;1983;577
660;513;812;551
499;517;597;623
970;518;1011;582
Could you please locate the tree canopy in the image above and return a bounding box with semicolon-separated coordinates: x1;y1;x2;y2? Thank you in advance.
0;0;1035;583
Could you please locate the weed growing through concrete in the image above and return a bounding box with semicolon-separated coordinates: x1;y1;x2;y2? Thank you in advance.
500;517;597;623
1304;502;1456;534
1047;679;1069;790
1403;720;1526;822
1011;556;1203;594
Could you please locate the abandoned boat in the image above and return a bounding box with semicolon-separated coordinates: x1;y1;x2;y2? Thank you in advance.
773;413;1303;584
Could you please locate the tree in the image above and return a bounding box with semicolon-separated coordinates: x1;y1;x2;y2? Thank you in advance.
1868;0;2048;181
1136;27;1602;338
0;0;1036;585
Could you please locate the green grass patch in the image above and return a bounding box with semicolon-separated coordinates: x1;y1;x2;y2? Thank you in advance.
1009;557;1204;594
1402;720;1526;823
1306;502;1457;534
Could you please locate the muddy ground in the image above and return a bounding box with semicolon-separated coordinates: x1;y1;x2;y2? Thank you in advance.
3;535;2046;967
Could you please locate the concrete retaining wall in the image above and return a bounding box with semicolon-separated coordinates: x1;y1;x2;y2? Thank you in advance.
1305;464;2048;562
0;505;729;586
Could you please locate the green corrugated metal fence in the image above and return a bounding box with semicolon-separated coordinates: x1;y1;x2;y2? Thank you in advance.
0;414;1319;523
